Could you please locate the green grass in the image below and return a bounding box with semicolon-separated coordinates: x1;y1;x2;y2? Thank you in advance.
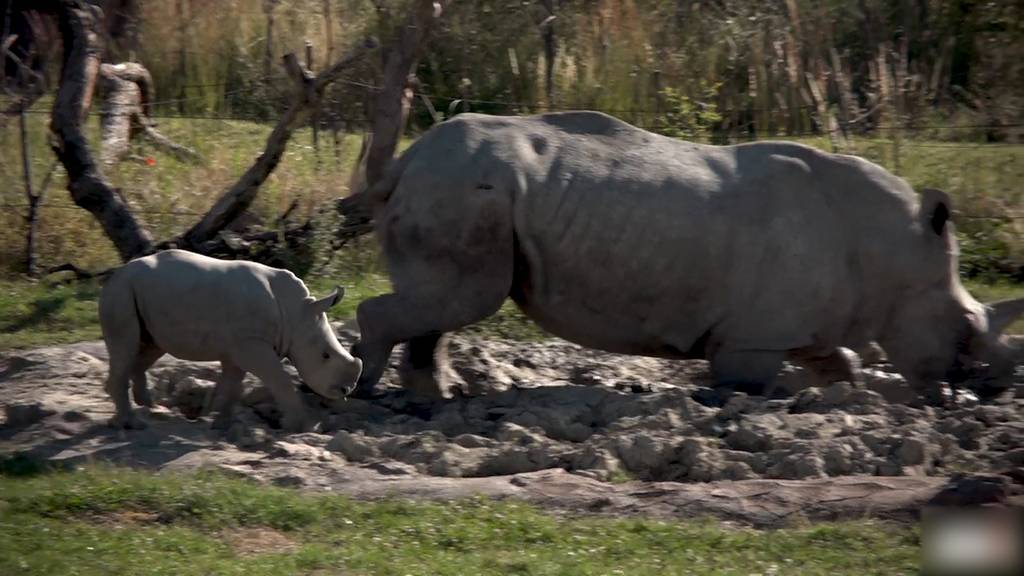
0;465;920;575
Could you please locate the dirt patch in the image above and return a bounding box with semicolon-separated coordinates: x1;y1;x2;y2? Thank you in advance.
2;332;1022;527
223;526;299;556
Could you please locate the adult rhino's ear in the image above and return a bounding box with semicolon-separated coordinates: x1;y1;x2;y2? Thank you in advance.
308;286;345;315
920;188;952;236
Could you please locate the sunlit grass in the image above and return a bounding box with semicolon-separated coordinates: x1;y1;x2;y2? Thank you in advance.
0;464;921;576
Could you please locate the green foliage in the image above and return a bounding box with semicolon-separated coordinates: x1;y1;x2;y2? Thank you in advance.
652;84;723;142
0;465;921;575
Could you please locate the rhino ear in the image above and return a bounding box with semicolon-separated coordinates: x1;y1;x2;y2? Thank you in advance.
308;286;345;316
920;188;952;236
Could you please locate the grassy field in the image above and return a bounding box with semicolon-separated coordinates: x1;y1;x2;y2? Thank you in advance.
0;464;920;576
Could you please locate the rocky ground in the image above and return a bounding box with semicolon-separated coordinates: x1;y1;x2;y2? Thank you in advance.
2;328;1023;527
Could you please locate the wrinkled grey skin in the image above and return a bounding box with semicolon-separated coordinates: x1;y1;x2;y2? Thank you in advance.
100;249;362;431
349;111;1023;403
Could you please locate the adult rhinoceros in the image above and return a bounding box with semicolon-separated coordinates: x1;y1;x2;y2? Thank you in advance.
346;111;1023;403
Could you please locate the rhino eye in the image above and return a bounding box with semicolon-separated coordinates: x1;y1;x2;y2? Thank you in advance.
322;351;330;360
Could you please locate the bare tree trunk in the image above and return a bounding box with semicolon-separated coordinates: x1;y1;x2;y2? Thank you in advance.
263;0;277;83
176;0;187;112
306;39;320;167
19;105;42;275
539;0;556;106
363;0;443;188
51;0;153;261
322;0;334;62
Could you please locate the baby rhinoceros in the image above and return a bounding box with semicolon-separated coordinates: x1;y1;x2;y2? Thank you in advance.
99;249;362;431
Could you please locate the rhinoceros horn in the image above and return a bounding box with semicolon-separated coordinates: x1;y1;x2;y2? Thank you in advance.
987;297;1024;335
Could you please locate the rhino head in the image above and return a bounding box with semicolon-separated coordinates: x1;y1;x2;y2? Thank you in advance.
288;287;363;399
878;188;1023;402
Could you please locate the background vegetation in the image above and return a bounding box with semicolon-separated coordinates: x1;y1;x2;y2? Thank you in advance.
1;0;1022;343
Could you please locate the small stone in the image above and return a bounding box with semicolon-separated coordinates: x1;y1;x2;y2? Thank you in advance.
326;431;376;462
821;381;853;405
725;426;773;452
897;437;928;466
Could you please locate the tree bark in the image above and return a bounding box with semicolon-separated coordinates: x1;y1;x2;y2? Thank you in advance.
363;0;443;188
99;63;202;165
51;0;153;261
20;105;41;276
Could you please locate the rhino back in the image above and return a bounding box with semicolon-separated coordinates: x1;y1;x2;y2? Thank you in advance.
386;112;928;355
125;250;283;361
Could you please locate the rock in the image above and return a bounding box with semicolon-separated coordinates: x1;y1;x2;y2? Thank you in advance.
271;474;305;487
4;402;55;427
571;445;622;474
725;425;773;452
928;474;1014;507
427;445;487;477
719;393;757;419
821;381;853;406
897;437;929;466
768;451;827;480
364;461;418;476
823;444;854;476
452;433;493;449
616;433;670;472
170;376;216;420
1004;448;1024;467
326;431;376;462
791;388;823;412
494;422;546;445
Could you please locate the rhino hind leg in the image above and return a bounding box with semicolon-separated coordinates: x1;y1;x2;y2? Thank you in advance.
709;348;786;397
101;298;147;429
130;344;165;408
353;189;513;397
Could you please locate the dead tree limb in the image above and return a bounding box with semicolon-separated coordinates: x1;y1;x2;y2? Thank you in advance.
50;0;153;261
174;37;377;251
99;61;200;165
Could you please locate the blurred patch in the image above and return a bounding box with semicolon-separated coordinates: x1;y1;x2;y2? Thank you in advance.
922;507;1024;576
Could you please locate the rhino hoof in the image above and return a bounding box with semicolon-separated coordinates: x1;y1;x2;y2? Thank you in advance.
280;414;313;433
108;413;148;430
132;388;155;408
211;414;234;431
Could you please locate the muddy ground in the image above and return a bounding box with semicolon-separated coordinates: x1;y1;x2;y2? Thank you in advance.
3;327;1023;527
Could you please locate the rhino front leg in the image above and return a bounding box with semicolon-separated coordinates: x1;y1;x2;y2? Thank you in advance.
399;332;455;399
209;361;246;431
231;342;310;433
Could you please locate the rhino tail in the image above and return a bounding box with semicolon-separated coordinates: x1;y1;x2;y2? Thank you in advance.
339;133;418;222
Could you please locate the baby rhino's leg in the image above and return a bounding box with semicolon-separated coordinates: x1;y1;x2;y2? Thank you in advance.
230;341;310;432
209;361;246;430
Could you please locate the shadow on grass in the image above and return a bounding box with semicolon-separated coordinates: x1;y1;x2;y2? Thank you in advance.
1;293;72;334
0;454;72;478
